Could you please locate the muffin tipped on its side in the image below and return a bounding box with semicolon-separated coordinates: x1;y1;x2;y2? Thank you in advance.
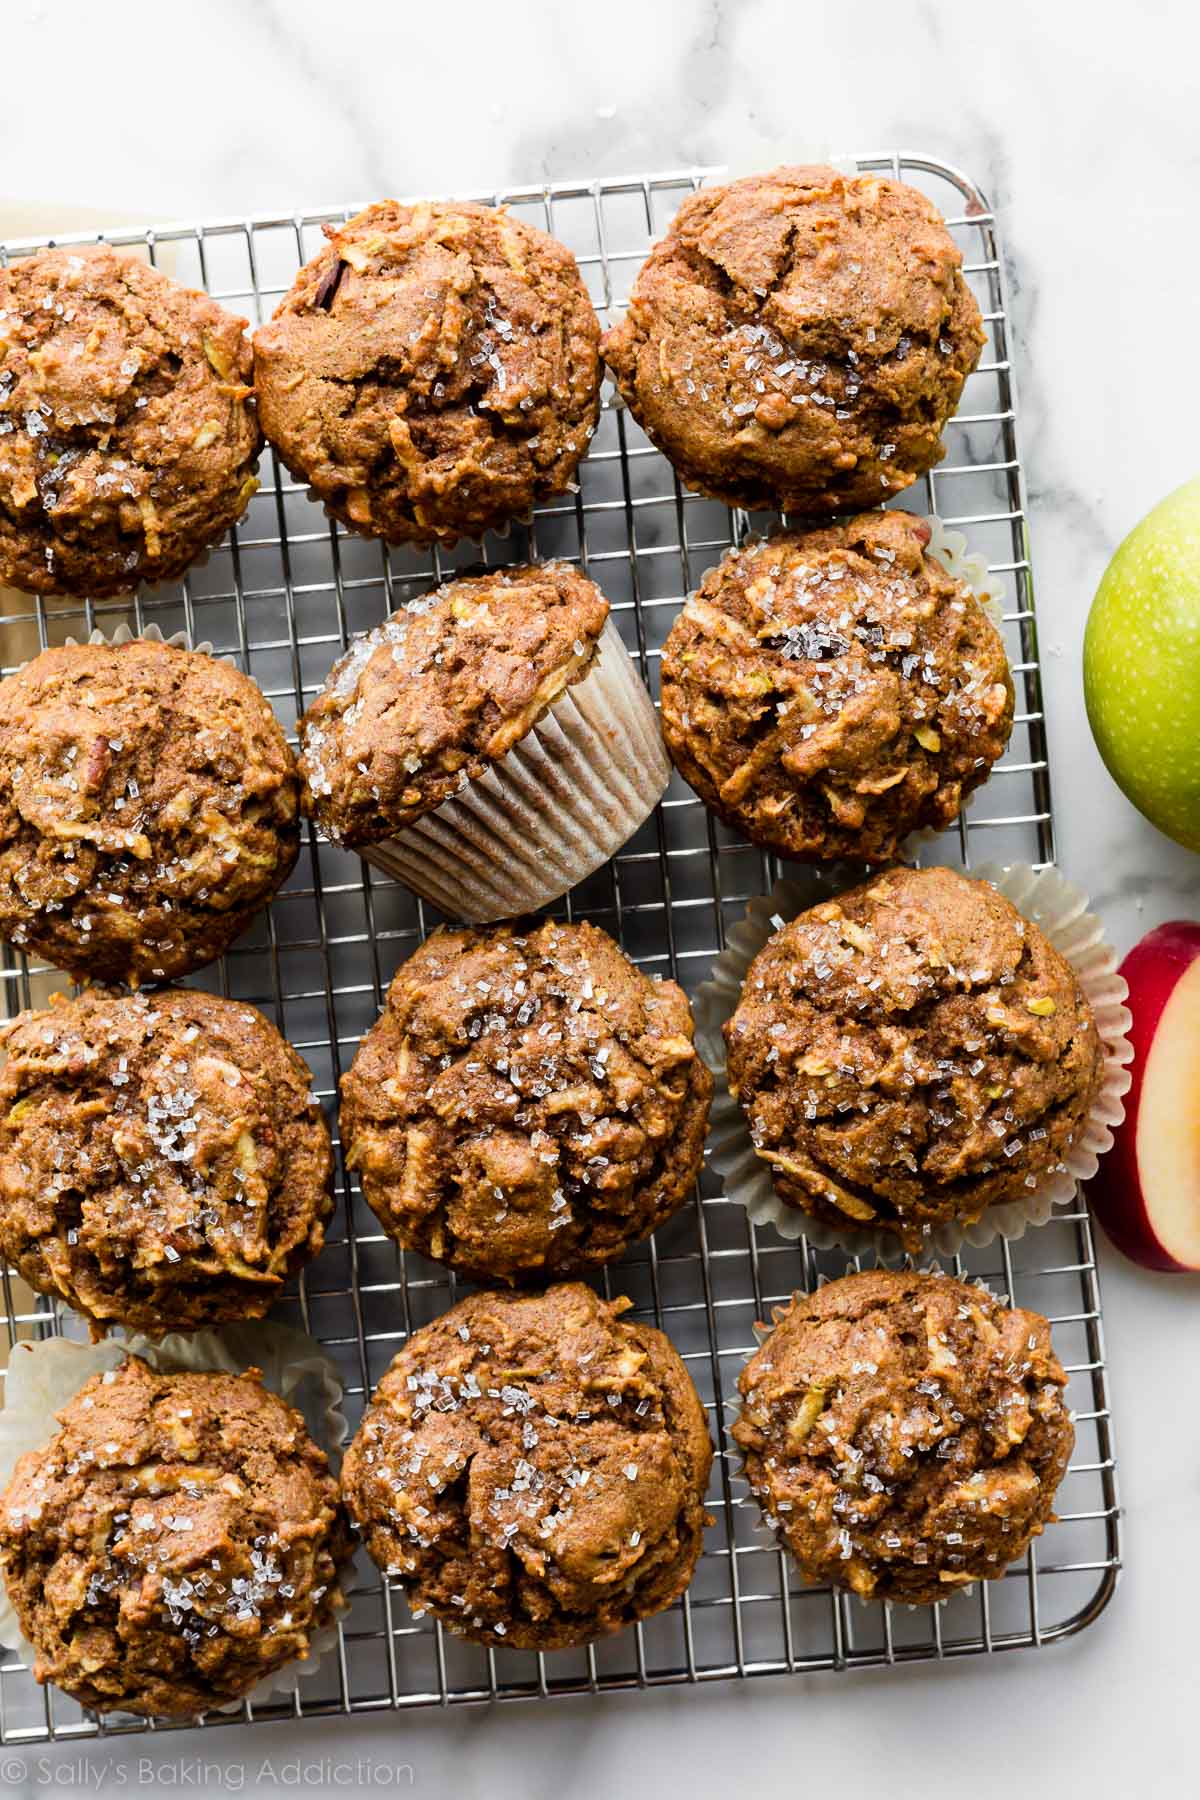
342;1284;713;1649
341;917;711;1283
603;165;984;515
734;1269;1074;1604
723;865;1103;1249
254;199;601;547
660;511;1012;861
0;1356;351;1716
0;245;260;598
0;986;334;1337
0;637;299;983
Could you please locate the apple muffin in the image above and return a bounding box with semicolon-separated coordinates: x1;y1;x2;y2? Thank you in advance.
298;560;608;849
724;865;1103;1249
341;917;711;1282
341;1283;713;1648
603;166;984;514
660;510;1012;860
0;637;299;983
0;1355;351;1716
734;1269;1075;1605
0;245;260;598
0;986;334;1336
254;199;601;546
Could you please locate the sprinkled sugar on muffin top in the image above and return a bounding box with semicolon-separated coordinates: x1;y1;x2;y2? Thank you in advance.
0;245;261;598
0;637;299;983
602;166;984;514
298;561;608;845
0;1356;351;1717
254;200;601;547
724;866;1103;1248
734;1269;1075;1605
341;1283;713;1649
660;511;1013;861
0;986;334;1336
341;917;711;1282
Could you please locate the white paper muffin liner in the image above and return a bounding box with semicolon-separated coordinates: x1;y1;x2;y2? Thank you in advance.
695;861;1133;1262
0;1322;350;1712
361;615;670;921
62;619;210;655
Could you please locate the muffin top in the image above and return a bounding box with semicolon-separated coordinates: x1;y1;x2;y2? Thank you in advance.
724;866;1104;1248
660;511;1013;860
341;1283;713;1649
254;200;601;546
0;245;261;598
0;1355;351;1716
0;637;299;983
603;166;984;514
0;986;333;1336
733;1269;1074;1605
299;561;608;844
341;917;711;1282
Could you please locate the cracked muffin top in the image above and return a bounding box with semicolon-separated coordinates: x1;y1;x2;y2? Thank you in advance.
0;245;261;597
254;199;601;547
298;560;608;844
0;1355;351;1717
733;1269;1074;1605
341;1283;713;1649
0;637;299;983
723;866;1103;1249
603;166;984;514
0;985;334;1336
341;917;711;1282
660;511;1013;861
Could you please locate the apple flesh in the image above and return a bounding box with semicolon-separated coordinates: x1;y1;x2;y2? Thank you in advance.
1088;920;1200;1271
1084;473;1200;851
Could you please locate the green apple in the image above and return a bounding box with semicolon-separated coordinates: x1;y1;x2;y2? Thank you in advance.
1084;474;1200;851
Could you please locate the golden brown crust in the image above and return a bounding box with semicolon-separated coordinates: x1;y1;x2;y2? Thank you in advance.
603;166;984;513
0;638;299;983
660;512;1013;860
341;1284;713;1649
0;987;334;1335
0;1356;352;1716
0;246;261;597
254;200;601;547
341;918;711;1282
734;1269;1074;1604
298;561;608;843
724;866;1104;1247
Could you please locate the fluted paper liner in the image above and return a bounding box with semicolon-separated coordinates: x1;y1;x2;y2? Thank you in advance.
695;862;1133;1261
361;615;670;921
0;1322;349;1712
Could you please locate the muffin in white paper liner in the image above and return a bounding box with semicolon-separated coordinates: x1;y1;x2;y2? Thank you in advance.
694;861;1133;1261
0;1321;350;1711
360;615;670;921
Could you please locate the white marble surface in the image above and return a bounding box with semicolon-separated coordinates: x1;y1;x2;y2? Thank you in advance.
2;1;1199;1795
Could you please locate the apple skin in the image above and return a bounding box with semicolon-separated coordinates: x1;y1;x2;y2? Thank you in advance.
1084;473;1200;852
1087;919;1200;1272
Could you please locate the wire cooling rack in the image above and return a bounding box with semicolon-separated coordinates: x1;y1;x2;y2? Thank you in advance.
0;154;1119;1742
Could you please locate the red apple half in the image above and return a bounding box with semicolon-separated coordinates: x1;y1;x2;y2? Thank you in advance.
1087;920;1200;1271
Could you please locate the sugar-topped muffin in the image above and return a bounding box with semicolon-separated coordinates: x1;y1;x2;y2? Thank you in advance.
734;1269;1075;1604
254;199;601;546
0;1355;351;1716
341;917;711;1282
0;637;299;983
0;245;260;597
603;166;984;514
724;866;1103;1248
341;1283;713;1648
660;511;1012;860
0;986;334;1336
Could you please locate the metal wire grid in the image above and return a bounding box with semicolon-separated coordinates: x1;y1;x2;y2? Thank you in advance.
0;154;1118;1741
